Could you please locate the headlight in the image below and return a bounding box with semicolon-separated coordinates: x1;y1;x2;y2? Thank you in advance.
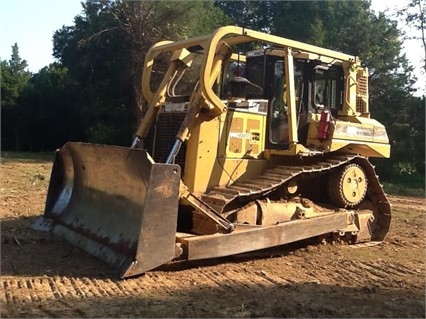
373;126;389;143
334;122;389;143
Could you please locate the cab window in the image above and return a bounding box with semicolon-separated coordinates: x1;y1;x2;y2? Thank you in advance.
270;60;288;144
312;66;344;114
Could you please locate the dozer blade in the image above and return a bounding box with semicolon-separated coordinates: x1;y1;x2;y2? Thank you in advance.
36;142;180;278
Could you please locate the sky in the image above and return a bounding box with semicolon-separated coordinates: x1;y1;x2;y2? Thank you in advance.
0;0;424;95
0;0;83;70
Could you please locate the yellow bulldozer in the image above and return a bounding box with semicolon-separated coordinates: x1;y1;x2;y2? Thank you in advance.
33;26;391;278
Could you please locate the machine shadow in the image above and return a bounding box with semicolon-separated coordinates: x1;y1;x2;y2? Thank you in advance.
1;216;116;279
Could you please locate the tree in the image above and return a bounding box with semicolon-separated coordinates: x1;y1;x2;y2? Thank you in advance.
398;0;426;73
18;63;86;151
373;94;425;186
104;0;228;115
52;0;228;145
1;43;30;108
9;43;29;75
214;1;273;32
1;43;31;150
53;0;143;145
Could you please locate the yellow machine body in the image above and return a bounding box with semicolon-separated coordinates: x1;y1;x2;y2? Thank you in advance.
34;26;391;278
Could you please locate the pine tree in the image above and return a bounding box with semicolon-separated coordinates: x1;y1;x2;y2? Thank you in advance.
9;43;29;75
1;43;31;150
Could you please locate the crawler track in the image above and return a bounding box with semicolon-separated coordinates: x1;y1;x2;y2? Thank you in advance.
202;155;391;240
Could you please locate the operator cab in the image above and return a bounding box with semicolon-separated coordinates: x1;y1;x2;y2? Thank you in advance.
223;49;345;151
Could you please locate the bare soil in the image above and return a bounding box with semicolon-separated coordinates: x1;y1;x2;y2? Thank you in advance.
1;156;425;318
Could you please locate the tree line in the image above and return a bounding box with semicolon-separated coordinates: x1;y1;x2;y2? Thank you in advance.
1;0;424;186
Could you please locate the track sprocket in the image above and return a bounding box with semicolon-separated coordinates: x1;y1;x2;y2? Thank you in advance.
328;163;368;208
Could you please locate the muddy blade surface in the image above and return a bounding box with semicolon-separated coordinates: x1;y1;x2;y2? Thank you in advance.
42;142;180;278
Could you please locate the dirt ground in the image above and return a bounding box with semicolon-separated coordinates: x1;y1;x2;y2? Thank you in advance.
1;155;425;318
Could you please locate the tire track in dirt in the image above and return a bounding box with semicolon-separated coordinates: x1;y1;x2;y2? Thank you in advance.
175;267;292;293
186;270;225;290
1;277;117;303
2;246;424;307
6;259;419;305
143;272;177;297
1;266;292;305
322;259;424;289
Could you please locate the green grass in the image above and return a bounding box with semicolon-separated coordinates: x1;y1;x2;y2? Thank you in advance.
0;151;55;162
382;171;425;197
383;181;425;197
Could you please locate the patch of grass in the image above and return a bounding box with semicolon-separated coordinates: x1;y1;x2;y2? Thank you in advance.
381;171;425;197
1;151;55;163
383;181;425;197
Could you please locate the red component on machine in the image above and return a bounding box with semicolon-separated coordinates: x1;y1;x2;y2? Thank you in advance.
318;109;331;140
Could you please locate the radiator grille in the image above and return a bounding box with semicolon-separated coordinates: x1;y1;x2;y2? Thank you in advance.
356;97;367;113
356;74;368;113
152;111;187;171
357;75;368;96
